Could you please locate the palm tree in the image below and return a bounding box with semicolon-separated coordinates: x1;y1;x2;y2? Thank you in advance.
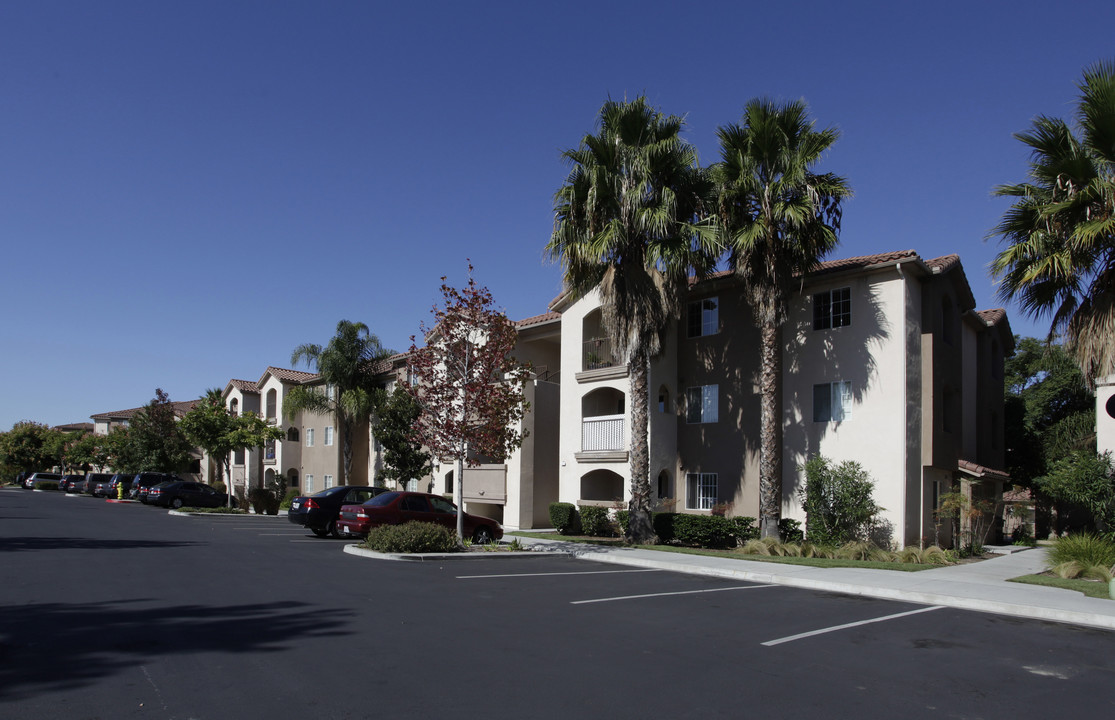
284;320;394;485
547;97;715;543
711;98;851;539
991;60;1115;385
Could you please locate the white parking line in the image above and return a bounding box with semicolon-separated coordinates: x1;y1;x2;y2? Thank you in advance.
457;569;662;579
257;533;310;536
572;584;776;605
761;605;946;646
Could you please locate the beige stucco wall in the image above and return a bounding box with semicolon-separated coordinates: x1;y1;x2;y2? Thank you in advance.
782;270;910;545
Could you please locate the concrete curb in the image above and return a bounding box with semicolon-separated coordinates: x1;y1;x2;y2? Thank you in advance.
343;544;566;562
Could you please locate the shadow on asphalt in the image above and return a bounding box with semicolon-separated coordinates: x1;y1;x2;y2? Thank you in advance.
0;599;353;700
0;537;207;552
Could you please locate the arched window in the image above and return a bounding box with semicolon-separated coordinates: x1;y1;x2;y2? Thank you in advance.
266;389;277;419
658;386;670;414
230;398;239;417
287;427;299;442
657;470;672;499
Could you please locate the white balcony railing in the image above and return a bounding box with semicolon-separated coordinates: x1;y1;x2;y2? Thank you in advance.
582;414;625;451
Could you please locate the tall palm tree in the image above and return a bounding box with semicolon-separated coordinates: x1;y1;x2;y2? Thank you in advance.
991;60;1115;385
711;98;851;539
547;97;715;543
284;320;394;485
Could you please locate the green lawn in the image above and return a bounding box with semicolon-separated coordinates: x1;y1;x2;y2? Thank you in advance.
1007;574;1113;600
508;531;937;572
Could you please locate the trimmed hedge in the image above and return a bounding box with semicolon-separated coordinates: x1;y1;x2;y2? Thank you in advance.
578;505;617;537
549;502;582;535
616;512;758;548
363;522;460;554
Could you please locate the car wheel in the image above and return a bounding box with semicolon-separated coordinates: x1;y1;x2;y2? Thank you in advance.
171;498;184;509
473;526;495;544
311;527;329;538
328;520;342;539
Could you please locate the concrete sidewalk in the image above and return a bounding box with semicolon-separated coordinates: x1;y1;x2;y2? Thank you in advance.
514;535;1115;631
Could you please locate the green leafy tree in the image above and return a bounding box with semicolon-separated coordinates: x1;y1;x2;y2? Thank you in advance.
711;98;852;538
284;320;395;485
64;431;108;474
124;389;195;472
547;96;715;544
372;385;432;489
102;426;140;473
799;456;880;545
407;268;532;539
991;60;1115;385
0;421;67;473
1035;451;1115;535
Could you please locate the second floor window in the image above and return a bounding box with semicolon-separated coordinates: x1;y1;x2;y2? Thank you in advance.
324;426;334;446
687;297;719;337
814;381;852;422
306;428;315;447
814;287;851;330
686;385;719;424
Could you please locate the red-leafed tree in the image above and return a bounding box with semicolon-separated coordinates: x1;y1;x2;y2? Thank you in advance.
406;266;531;540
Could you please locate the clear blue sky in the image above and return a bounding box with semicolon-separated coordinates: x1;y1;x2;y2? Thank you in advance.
2;0;1112;430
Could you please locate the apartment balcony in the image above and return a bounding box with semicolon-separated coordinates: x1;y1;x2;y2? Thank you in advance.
576;337;628;383
576;414;628;463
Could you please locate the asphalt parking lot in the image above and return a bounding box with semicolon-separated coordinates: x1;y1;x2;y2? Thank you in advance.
2;489;1113;719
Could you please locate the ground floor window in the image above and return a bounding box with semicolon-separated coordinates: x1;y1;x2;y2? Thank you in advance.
324;474;334;488
686;472;717;510
305;474;314;493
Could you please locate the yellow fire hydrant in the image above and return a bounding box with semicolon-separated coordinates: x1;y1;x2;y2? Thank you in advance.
117;482;124;500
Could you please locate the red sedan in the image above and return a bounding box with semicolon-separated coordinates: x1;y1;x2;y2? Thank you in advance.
337;491;503;543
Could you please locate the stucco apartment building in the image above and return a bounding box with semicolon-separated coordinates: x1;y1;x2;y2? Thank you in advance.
551;249;1013;547
90;399;207;481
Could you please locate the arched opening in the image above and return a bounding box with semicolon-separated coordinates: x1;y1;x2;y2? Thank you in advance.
658;386;670;414
581;388;626;451
266;389;278;419
580;469;624;502
230;398;239;417
444;469;454;494
582;309;614;370
264;468;275;485
287;469;299;490
286;426;299;442
657;469;672;499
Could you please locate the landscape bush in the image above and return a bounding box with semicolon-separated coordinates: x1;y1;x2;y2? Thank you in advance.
578;505;616;537
279;488;299;510
799;456;880;545
363;522;460;554
549;502;582;535
778;518;804;542
1047;533;1115;579
729;516;759;544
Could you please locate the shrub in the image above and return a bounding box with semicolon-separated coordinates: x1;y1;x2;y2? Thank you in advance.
616;510;630;534
1047;532;1115;570
578;505;616;537
549;502;582;535
670;514;734;548
279;488;299;510
363;522;460;554
778;518;803;543
729;516;759;544
212;480;227;494
799;456;880;545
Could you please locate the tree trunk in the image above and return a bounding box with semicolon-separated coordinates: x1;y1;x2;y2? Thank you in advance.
625;349;658;544
758;319;783;540
341;418;353;486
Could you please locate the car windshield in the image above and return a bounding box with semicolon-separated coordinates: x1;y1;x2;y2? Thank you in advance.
365;492;400;507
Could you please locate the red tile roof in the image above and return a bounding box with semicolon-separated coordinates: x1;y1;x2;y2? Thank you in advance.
958;459;1011;482
54;422;94;432
811;249;920;275
516;311;560;328
91;399;200;421
976;308;1007;326
228;378;260;394
260;366;320;384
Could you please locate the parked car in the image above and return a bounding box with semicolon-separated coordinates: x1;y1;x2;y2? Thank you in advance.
106;473;136;498
61;475;86;492
148;481;230;509
336;491;503;543
25;472;63;489
288;486;389;538
130;472;181;503
83;473;114;495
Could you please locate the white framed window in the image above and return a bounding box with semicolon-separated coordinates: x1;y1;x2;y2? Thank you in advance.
687;297;719;338
324;426;334;446
324;474;333;488
813;381;852;422
306;428;315;447
813;287;851;330
686;472;717;510
405;478;419;492
326;383;335;401
305;474;314;492
686;385;719;424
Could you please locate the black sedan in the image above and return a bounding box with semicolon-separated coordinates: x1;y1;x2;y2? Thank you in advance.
148;481;231;509
287;486;388;538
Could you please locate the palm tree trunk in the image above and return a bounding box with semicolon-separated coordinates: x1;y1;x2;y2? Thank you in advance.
758;319;783;539
625;348;657;544
341;418;353;485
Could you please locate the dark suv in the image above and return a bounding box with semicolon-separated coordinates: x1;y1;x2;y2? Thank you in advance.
106;474;135;498
83;473;114;495
130;472;182;503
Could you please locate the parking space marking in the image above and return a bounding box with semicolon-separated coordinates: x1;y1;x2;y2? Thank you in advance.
457;569;662;579
257;533;311;536
572;584;775;605
761;605;946;646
